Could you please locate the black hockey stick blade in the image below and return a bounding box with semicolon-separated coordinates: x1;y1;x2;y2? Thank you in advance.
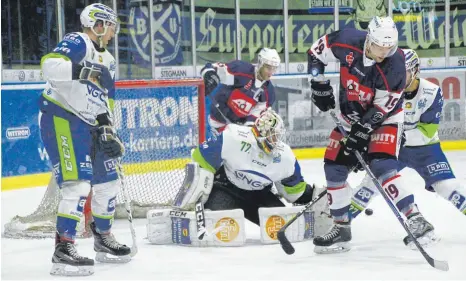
278;229;295;255
277;190;327;255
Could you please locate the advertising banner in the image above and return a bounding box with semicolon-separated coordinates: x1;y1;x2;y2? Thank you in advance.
1;69;465;178
1;84;200;177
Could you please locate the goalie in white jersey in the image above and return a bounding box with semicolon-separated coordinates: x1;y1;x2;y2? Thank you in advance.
146;108;331;246
350;49;466;247
39;4;130;276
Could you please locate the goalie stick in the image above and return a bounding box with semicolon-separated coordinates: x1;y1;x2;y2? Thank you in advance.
277;189;327;255
195;198;207;240
329;110;448;271
116;160;138;257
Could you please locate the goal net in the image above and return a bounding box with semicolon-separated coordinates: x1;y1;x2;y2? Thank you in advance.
3;79;206;238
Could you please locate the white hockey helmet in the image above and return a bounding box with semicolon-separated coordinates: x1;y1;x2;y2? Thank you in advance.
258;48;281;68
80;3;120;36
252;108;286;154
403;48;420;88
366;16;398;58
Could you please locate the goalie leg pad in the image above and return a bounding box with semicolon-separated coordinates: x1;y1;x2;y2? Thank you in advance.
57;181;91;241
147;208;246;247
259;186;332;244
173;163;214;210
91;179;120;233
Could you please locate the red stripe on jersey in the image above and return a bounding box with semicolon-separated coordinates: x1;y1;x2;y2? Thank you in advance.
382;174;401;186
328;43;363;54
375;65;391;92
327;185;346;191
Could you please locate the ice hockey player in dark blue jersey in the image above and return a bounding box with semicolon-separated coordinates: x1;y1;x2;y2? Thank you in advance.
200;48;280;136
307;16;412;254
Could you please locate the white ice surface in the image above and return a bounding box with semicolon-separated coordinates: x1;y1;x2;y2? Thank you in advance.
2;152;466;280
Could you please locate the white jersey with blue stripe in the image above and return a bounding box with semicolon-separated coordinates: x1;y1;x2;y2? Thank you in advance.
198;124;303;192
41;32;116;125
403;78;443;146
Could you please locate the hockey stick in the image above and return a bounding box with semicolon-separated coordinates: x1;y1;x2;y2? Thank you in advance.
329;110;448;271
116;159;138;257
277;189;327;255
195;198;207;240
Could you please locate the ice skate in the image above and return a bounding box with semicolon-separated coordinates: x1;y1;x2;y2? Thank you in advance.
313;222;352;254
403;212;438;249
50;236;94;276
90;222;131;263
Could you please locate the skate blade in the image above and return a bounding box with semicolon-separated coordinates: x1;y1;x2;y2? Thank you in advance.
406;231;440;250
314;242;351;254
95;252;132;264
50;263;94;276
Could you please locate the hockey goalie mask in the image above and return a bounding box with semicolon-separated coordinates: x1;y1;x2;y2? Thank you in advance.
81;4;120;40
252;108;286;155
256;48;281;81
403;49;420;89
366;16;398;62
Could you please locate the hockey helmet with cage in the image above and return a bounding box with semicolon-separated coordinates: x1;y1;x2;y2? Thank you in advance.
80;3;120;37
252;108;286;154
403;49;420;88
366;16;398;59
256;48;281;80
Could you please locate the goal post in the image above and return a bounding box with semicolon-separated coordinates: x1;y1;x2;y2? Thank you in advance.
3;78;206;238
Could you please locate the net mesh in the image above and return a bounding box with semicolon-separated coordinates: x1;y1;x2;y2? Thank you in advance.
3;79;205;238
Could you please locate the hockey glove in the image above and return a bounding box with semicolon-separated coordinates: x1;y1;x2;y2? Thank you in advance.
202;68;220;96
341;122;373;154
97;126;125;158
310;79;335;112
74;61;114;93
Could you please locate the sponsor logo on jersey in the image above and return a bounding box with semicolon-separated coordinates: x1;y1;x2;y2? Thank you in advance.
104;159;117;172
234;170;270;189
273;154;281;163
214;217;240;242
427;162;451;174
354;187;374;203
418;98;427;109
6;127;30;140
405;102;412;109
107;196;117;212
371;133;395;143
60;135;74;172
265;215;285;240
77;196;87;212
346;52;354;66
448;191;465;211
252;159;267;167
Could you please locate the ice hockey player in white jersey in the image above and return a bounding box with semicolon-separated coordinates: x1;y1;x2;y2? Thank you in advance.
179;108;317;223
350;49;466;247
146;108;331;247
200;48;280;136
39;4;130;276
